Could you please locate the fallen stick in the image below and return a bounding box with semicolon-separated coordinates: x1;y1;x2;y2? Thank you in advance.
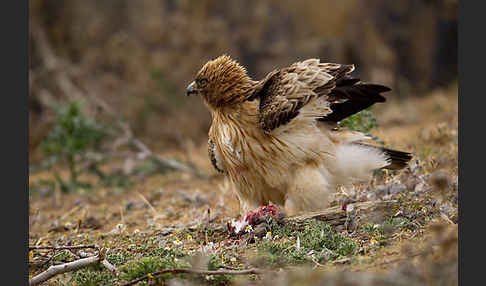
136;192;160;218
284;200;399;227
30;246;120;284
101;259;121;277
29;255;101;286
121;268;266;286
75;249;120;277
29;245;98;251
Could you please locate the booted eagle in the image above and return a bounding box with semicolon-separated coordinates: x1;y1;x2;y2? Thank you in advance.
187;55;411;216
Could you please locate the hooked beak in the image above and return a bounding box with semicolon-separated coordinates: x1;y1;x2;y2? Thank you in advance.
186;81;197;96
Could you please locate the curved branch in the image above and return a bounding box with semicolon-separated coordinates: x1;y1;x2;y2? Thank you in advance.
29;255;101;286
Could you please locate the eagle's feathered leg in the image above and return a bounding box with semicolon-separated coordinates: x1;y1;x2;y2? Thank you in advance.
284;165;333;216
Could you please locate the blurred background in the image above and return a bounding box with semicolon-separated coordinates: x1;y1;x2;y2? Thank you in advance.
29;0;457;165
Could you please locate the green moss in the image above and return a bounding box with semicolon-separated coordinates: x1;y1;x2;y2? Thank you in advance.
120;256;190;282
61;266;115;286
106;251;133;267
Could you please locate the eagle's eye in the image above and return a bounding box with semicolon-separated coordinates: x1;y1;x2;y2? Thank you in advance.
197;78;208;88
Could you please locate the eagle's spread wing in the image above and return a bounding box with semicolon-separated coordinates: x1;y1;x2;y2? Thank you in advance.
248;59;390;132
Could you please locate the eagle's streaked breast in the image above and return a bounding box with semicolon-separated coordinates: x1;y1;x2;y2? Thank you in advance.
208;138;225;173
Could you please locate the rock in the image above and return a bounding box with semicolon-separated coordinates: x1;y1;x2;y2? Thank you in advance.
375;185;390;197
193;193;209;207
176;190;209;207
414;182;427;194
125;200;146;211
404;177;419;191
389;184;407;195
81;216;103;229
439;202;456;218
366;192;377;201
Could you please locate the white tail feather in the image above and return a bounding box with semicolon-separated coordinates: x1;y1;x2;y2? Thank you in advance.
333;143;389;185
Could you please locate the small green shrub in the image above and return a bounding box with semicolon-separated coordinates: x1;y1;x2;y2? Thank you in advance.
383;217;417;232
120;256;190;283
61;266;114;286
339;109;379;134
40;101;105;192
37;101;135;193
258;219;357;266
206;254;233;285
106;252;133;267
339;108;384;146
299;220;357;257
361;217;418;245
120;256;163;281
361;223;383;236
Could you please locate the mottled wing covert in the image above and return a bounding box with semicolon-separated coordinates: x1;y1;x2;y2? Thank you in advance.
249;59;354;132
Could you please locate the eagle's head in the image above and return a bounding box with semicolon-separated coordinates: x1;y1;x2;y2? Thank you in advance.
186;55;253;108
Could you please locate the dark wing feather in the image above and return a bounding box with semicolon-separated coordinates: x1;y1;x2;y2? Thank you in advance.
319;80;390;123
249;59;353;132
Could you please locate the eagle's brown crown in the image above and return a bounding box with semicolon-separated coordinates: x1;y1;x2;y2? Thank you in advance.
195;55;255;108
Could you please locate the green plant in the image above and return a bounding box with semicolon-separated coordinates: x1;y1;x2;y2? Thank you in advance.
361;218;417;244
106;252;133;267
40;101;105;192
206;255;233;285
61;265;114;286
383;217;417;232
361;223;383;236
339;108;378;133
339;108;384;146
258;219;357;266
298;220;357;257
120;256;190;283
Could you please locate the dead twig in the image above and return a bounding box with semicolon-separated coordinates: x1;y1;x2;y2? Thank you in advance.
136;192;161;219
29;255;102;286
29;245;98;251
122;268;266;286
76;249;120;277
60;205;82;220
29;247;120;285
101;259;121;277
